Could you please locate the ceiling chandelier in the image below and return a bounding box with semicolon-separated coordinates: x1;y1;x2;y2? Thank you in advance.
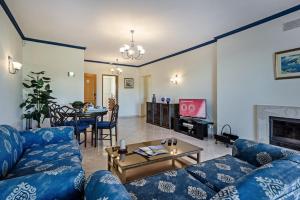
119;30;145;60
110;59;123;75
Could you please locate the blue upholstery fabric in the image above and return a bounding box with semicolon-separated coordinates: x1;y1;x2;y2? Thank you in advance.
0;125;85;200
125;169;217;200
80;118;95;125
83;139;300;200
186;154;256;192
7;155;82;179
20;126;74;149
0;125;23;179
13;140;81;170
211;154;300;200
96;121;115;129
85;170;131;200
232;139;297;167
0;162;84;200
64;120;90;132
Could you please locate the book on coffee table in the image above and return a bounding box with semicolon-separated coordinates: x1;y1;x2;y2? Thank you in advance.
134;145;168;157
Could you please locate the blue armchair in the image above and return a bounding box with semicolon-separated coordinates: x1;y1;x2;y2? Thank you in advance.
0;125;84;200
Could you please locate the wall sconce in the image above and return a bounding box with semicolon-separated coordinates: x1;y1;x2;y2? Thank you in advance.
170;74;180;84
8;56;22;74
68;72;75;77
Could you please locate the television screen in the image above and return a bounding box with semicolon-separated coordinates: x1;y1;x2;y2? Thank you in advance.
179;99;207;118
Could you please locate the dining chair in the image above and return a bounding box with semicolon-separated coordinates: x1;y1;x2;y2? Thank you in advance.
96;104;119;146
48;103;61;127
57;106;89;147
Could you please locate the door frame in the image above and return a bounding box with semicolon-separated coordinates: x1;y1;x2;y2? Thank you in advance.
102;74;119;107
84;73;97;105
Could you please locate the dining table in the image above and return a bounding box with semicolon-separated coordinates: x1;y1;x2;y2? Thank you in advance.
67;108;108;147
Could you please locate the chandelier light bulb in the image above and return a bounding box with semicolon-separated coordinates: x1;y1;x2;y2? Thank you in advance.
140;49;145;54
128;49;135;55
119;47;125;53
124;44;130;50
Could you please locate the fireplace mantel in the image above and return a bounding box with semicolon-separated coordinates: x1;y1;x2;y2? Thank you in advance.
255;105;300;143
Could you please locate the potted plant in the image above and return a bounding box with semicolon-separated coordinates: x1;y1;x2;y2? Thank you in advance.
20;71;56;128
71;101;84;110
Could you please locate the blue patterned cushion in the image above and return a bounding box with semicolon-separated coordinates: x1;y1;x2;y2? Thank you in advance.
211;154;300;200
186;154;256;192
13;140;81;170
232;139;297;167
7;155;82;179
20;126;74;149
125;169;217;200
0;162;84;200
85;170;131;200
0;125;23;179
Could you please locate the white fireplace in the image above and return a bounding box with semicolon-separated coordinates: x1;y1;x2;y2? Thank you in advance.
255;105;300;144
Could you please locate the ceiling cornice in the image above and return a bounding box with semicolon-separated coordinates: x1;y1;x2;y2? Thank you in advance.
84;59;139;67
0;0;86;50
1;0;299;68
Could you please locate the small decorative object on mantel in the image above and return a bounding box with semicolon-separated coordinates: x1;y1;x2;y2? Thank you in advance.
124;78;134;88
161;97;165;102
274;47;300;80
152;94;156;103
166;98;171;104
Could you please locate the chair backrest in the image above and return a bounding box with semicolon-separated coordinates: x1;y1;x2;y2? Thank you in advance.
48;103;61;127
56;106;77;126
110;104;119;125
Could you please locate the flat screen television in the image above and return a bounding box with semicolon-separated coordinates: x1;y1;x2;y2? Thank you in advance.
179;99;207;118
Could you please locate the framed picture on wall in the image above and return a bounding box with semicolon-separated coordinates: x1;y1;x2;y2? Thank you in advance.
124;78;134;88
274;48;300;80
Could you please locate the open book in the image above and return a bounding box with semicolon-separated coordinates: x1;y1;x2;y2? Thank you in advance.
134;145;168;157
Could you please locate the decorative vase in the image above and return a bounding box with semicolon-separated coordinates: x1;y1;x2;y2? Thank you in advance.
166;98;171;104
161;97;165;102
152;94;156;103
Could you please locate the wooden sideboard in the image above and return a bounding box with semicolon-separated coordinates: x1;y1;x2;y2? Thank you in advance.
146;102;178;129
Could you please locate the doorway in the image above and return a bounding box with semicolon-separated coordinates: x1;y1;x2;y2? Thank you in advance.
141;75;151;117
102;75;118;110
84;73;97;105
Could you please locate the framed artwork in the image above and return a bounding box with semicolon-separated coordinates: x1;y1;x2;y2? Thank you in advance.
124;78;134;88
274;48;300;80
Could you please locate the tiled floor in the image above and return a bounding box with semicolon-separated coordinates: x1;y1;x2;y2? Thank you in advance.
81;117;231;177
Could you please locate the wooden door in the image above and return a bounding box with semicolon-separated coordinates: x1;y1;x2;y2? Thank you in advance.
84;73;97;105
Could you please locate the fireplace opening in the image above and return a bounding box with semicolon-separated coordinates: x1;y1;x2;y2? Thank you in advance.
269;116;300;151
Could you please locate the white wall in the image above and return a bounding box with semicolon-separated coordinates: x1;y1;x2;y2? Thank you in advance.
84;62;140;117
217;11;300;140
22;42;85;105
0;8;23;128
140;44;217;122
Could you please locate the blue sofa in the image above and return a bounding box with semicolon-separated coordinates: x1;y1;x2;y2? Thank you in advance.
85;139;300;200
0;125;84;200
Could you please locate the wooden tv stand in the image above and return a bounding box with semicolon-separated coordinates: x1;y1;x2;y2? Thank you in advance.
173;116;213;140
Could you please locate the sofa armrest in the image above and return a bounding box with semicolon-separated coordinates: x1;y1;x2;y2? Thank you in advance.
211;156;300;199
20;126;74;149
85;170;131;200
232;139;297;167
0;166;84;199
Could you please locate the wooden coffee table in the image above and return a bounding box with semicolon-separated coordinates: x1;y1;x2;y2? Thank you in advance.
105;139;203;183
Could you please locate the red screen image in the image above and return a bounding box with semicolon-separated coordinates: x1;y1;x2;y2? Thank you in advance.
179;99;207;118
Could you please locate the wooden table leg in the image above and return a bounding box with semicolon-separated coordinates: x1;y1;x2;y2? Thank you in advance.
107;155;111;171
197;152;201;163
120;169;127;183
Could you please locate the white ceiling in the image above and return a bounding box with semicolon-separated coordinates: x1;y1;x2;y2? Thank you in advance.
6;0;300;66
